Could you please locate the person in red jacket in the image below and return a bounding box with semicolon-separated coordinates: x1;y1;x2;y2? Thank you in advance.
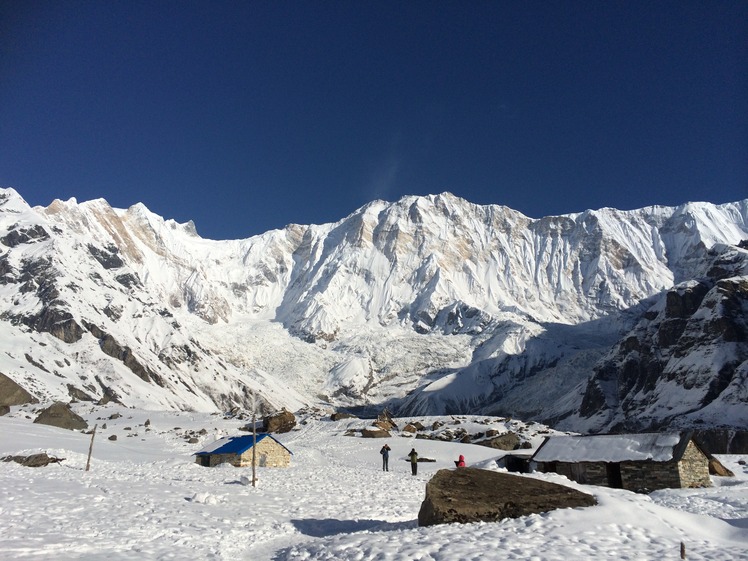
455;454;466;467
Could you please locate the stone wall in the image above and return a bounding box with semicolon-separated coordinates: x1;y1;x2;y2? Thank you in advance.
198;452;239;468
620;461;680;492
238;438;290;468
677;440;711;488
582;462;608;486
539;462;608;486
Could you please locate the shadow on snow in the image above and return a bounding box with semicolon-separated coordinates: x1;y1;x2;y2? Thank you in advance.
290;517;416;538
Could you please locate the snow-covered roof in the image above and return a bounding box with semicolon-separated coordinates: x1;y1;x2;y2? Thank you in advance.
194;434;292;456
532;432;692;463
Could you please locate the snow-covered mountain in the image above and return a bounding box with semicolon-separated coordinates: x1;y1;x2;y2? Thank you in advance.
1;187;746;432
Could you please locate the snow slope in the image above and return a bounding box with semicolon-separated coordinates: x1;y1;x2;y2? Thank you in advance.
1;405;746;560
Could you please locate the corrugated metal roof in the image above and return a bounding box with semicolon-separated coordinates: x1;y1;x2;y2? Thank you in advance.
194;434;292;456
531;432;689;463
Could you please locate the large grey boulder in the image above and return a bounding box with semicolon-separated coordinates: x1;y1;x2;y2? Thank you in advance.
418;468;596;527
0;372;37;406
33;402;88;431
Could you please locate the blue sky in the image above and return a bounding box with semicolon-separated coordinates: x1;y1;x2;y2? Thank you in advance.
1;1;746;240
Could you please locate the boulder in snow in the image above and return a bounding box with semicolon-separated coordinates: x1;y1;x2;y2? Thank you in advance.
418;468;596;527
361;427;390;438
33;402;88;431
478;431;521;450
263;410;296;433
2;453;64;467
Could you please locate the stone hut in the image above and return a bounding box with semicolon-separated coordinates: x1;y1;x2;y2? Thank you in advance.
194;434;291;468
531;432;710;493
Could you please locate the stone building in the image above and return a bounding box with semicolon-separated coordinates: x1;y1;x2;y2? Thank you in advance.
194;434;292;468
531;432;710;493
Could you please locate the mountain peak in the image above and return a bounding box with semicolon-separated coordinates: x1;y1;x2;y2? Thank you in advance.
0;187;746;433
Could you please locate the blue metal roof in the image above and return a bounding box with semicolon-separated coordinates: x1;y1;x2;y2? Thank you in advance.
194;433;292;456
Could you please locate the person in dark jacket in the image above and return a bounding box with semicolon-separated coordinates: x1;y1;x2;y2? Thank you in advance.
407;448;419;475
380;444;391;471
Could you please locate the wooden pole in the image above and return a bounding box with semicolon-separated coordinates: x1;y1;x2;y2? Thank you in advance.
252;393;257;488
680;541;686;559
85;424;97;472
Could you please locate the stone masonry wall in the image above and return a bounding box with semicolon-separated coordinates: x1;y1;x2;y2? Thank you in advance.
200;452;240;468
620;461;680;492
238;438;290;468
677;441;711;488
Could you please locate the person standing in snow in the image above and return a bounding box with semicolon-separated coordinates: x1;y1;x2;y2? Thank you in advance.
407;448;419;475
380;443;391;471
455;454;466;467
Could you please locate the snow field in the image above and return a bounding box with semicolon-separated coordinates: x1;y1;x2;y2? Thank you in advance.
1;407;746;560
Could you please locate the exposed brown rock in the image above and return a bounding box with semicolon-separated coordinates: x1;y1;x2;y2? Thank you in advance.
263;410;296;433
361;427;390;438
0;372;37;406
377;409;398;431
708;457;734;477
479;431;521;450
418;468;596;527
33;402;88;431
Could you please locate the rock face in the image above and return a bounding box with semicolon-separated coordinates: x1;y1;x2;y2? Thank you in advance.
33;402;88;430
0;372;37;406
574;246;748;433
418;468;596;527
694;429;748;454
263;410;296;433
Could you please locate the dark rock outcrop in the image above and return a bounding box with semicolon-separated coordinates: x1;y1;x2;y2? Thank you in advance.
330;412;357;421
33;402;88;430
0;372;37;406
418;468;596;527
578;246;748;432
693;429;748;454
18;307;84;343
0;225;50;247
87;244;124;269
83;321;163;385
67;384;95;402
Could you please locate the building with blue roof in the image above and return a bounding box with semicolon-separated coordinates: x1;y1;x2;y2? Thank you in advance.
194;434;292;468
